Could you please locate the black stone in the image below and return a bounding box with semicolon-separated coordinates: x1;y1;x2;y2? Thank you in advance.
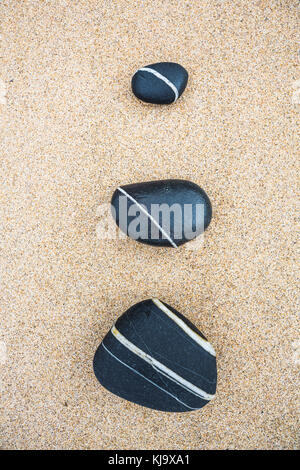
93;299;217;412
131;62;188;104
111;179;212;247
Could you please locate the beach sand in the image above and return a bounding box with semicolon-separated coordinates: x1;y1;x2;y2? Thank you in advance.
0;0;299;449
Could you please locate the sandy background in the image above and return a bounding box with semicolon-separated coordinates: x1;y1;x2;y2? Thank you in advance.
0;0;299;450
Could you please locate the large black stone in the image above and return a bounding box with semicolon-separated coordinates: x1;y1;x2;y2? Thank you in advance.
93;299;217;412
111;179;212;247
131;62;188;104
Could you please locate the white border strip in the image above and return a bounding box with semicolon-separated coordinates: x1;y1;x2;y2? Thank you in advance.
138;67;179;102
102;343;199;410
117;186;177;248
111;326;214;401
152;298;216;357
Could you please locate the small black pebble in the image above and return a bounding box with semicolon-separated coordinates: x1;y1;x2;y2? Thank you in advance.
131;62;188;104
93;298;217;412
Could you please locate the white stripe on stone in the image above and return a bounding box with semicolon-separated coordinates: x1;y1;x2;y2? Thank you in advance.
117;187;177;248
152;298;216;357
111;326;214;401
138;67;179;102
102;343;199;410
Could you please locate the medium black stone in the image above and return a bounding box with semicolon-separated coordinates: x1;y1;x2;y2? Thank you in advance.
131;62;188;104
111;179;212;247
93;299;217;412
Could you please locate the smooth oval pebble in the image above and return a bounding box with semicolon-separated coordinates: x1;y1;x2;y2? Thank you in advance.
131;62;188;104
111;179;212;247
93;298;217;412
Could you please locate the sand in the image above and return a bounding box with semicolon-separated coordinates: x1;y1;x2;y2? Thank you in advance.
0;0;299;450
